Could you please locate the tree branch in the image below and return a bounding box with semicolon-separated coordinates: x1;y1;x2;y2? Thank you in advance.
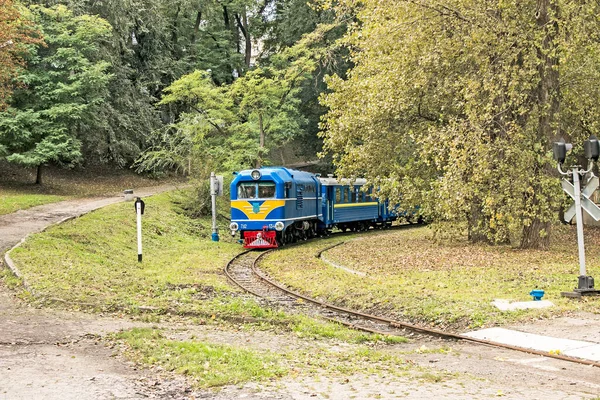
191;105;226;135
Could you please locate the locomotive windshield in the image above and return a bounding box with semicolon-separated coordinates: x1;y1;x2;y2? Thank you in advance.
237;182;276;199
238;183;257;199
258;182;275;198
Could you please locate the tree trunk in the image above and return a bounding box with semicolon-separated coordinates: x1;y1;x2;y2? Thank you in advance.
521;0;559;249
521;215;550;249
224;6;240;57
36;164;43;185
191;10;202;44
256;113;265;168
235;10;252;68
223;5;230;29
280;148;285;165
242;10;251;67
467;199;488;243
171;2;181;58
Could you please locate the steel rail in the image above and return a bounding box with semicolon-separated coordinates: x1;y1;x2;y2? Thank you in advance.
224;250;267;299
225;247;600;369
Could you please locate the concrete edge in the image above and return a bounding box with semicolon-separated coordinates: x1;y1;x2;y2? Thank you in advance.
316;241;367;277
3;215;84;293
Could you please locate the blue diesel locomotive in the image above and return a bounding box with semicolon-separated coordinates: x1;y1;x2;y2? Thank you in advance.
229;167;398;248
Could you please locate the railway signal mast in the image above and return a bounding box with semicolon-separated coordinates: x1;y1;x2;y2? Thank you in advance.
553;137;600;297
210;172;224;242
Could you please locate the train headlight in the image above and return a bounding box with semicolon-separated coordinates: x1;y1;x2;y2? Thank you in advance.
229;222;239;232
275;221;285;231
251;169;261;180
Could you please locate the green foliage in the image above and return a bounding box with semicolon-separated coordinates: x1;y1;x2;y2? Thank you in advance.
149;65;308;171
144;22;346;173
2;0;346;174
320;0;600;247
0;5;112;171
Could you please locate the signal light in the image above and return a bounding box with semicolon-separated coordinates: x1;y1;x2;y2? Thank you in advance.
584;135;600;161
553;139;572;164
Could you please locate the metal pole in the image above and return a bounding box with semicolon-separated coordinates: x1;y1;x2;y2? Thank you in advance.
573;167;586;276
211;172;219;242
136;201;143;262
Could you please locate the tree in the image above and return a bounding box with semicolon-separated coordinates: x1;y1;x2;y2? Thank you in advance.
230;66;308;167
321;0;600;248
0;5;112;183
0;0;39;112
141;25;341;173
135;70;236;174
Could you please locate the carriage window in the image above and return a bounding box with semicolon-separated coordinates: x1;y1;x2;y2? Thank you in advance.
238;183;257;199
335;187;341;203
258;182;276;198
357;189;364;203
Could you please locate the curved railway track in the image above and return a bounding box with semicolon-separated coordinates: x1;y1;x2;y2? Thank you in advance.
224;240;600;369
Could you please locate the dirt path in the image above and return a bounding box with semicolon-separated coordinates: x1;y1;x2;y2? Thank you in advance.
0;185;201;399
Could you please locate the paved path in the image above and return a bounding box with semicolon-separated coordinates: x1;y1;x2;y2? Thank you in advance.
0;184;198;399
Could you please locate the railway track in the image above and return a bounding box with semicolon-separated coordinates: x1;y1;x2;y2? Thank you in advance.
224;249;420;338
224;242;600;369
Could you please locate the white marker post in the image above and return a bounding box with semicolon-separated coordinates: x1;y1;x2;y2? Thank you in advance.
134;197;145;262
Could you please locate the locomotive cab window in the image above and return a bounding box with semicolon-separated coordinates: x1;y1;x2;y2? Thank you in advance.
238;182;276;199
284;182;292;198
258;182;276;198
238;182;257;199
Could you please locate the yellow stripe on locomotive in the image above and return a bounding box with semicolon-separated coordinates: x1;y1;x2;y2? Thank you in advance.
230;199;285;220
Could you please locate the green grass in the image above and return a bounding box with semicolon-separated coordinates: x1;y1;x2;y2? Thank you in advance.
112;327;442;388
8;192;241;313
288;314;408;344
112;328;286;388
260;225;600;330
6;191;406;344
0;190;67;215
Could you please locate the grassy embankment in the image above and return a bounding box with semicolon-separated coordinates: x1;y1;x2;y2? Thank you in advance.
261;225;600;331
4;191;417;388
0;162;170;215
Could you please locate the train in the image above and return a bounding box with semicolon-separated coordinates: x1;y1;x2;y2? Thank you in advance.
229;167;400;248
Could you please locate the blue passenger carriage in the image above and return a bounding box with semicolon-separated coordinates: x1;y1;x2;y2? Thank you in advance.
229;167;399;249
319;175;397;231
